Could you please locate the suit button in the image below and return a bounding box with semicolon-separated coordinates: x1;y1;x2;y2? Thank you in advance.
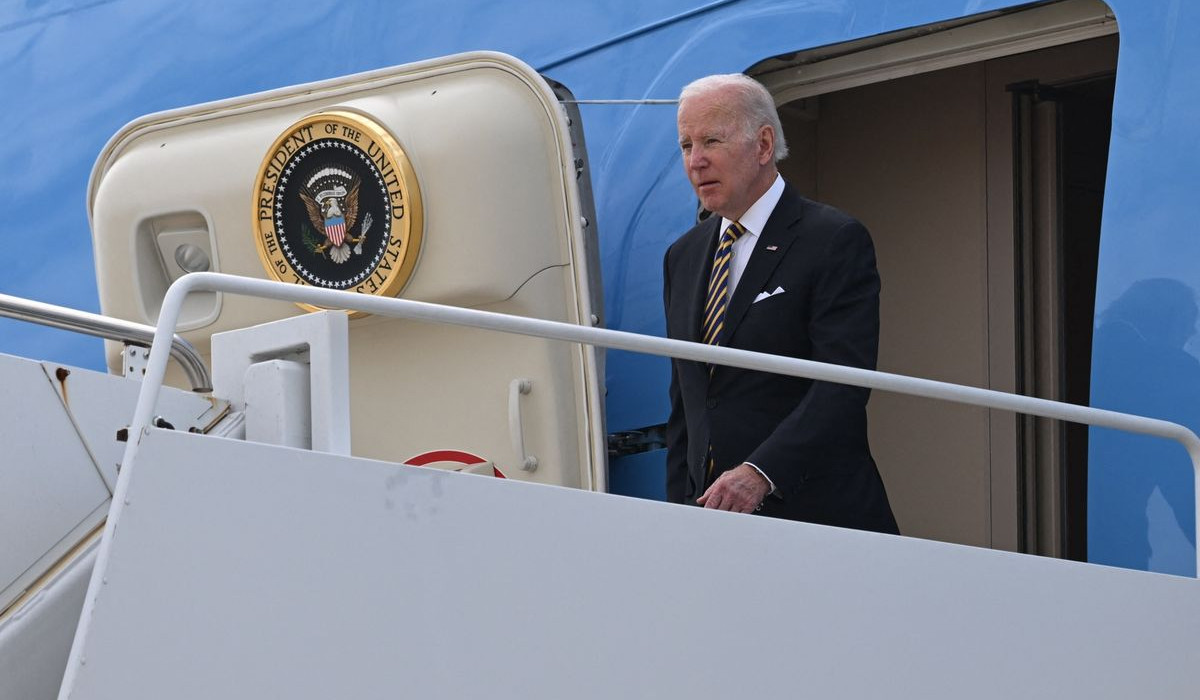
706;398;718;409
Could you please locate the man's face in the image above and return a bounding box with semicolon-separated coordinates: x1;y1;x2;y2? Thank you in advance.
677;88;773;220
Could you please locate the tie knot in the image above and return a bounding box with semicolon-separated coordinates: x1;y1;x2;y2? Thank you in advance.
725;221;747;240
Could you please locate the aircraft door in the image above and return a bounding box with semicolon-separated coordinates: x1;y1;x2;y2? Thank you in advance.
89;52;606;490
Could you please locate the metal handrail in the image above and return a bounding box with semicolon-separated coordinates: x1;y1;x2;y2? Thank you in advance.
0;292;213;392
123;272;1200;576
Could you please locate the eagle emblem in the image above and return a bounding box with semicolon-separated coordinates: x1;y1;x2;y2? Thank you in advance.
253;111;423;305
299;167;372;264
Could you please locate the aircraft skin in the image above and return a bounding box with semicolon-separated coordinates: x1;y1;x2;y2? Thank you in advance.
1;0;1197;575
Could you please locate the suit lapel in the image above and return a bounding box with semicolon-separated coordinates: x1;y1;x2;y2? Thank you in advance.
721;188;804;343
684;216;721;342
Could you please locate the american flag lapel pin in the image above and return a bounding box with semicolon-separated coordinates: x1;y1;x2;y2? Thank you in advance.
765;245;779;252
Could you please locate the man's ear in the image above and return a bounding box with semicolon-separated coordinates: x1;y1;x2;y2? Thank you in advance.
758;125;775;165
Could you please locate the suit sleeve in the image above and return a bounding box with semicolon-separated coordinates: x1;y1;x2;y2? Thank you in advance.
663;247;690;503
746;219;880;494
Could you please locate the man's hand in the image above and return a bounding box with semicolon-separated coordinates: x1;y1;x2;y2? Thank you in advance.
696;463;770;513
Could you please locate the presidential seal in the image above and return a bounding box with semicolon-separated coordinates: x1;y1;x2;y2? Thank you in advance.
253;111;422;310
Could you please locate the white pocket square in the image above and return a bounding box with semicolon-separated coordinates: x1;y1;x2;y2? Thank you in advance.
753;286;785;303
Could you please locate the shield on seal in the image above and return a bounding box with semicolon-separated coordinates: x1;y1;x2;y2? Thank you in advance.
324;215;346;246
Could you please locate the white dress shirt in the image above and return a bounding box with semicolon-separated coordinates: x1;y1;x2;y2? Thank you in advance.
718;173;785;294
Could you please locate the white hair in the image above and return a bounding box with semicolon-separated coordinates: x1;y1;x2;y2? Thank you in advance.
679;74;789;162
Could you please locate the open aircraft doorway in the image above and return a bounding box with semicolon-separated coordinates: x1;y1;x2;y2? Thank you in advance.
750;0;1118;558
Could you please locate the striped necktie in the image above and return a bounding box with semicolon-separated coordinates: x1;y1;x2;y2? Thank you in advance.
702;221;746;346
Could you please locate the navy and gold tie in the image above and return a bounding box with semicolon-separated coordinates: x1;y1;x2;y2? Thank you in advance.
703;222;746;486
702;221;746;346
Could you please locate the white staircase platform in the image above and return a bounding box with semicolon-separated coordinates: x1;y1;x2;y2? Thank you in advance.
61;429;1200;699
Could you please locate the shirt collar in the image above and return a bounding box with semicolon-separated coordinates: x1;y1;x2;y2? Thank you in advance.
721;173;784;238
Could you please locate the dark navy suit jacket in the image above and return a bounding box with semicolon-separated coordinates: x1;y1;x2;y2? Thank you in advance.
662;183;898;533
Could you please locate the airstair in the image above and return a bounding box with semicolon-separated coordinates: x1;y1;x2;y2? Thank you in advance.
3;273;1191;699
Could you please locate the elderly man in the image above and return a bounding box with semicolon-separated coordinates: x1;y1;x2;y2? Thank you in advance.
662;74;898;533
